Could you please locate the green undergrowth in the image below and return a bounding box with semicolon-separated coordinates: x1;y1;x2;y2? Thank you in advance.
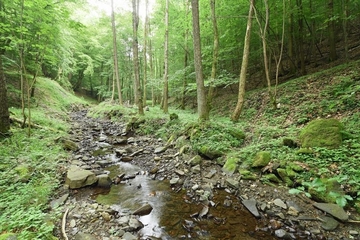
1;76;87;239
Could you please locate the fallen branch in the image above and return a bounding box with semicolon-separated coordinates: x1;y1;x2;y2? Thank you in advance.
10;116;59;132
62;208;69;240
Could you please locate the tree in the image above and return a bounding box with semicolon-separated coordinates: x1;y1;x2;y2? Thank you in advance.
207;0;219;114
162;0;169;114
0;52;10;136
132;0;143;114
111;0;122;104
191;0;208;121
231;0;255;122
143;0;149;106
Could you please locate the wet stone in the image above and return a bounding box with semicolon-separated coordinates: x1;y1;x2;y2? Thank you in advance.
320;216;339;231
132;204;153;216
242;199;260;218
313;202;349;221
226;178;239;189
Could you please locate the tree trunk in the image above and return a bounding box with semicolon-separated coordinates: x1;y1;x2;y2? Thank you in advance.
111;0;122;104
162;0;169;114
231;0;254;122
328;0;337;61
132;0;143;115
143;0;149;107
191;0;208;121
296;0;306;75
181;0;190;110
342;0;349;61
0;51;10;136
207;0;219;114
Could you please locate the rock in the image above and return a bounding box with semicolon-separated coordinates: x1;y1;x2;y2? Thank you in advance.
283;138;298;148
74;233;97;240
69;219;76;227
252;151;271;168
242;199;260;218
273;198;287;209
205;169;217;178
299;118;344;149
191;165;201;173
308;178;345;204
65;166;97;189
313;202;349;221
132;204;153;216
98;142;111;148
222;157;238;175
262;173;281;183
122;232;137;240
226;178;239;189
101;212;111;221
319;216;339;231
198;145;222;159
287;206;299;216
154;146;167;154
187;155;202;166
349;230;359;235
286;200;303;213
50;193;69;209
62;138;78;151
125;217;144;231
121;156;134;162
170;177;180;185
175;169;185;176
97;174;112;188
274;229;289;238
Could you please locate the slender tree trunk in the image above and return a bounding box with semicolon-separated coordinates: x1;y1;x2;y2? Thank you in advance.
207;0;219;114
342;0;349;61
288;0;296;74
132;0;143;115
296;0;306;75
143;0;149;107
231;0;254;122
181;0;190;110
162;0;169;114
0;50;10;136
328;0;337;61
111;0;122;104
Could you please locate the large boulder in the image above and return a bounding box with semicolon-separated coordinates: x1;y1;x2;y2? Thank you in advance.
252;151;271;168
65;166;97;189
299;119;344;149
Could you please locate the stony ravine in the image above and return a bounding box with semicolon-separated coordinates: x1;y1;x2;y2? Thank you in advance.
52;109;360;240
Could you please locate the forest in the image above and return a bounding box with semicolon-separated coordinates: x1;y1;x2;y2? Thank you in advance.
0;0;360;239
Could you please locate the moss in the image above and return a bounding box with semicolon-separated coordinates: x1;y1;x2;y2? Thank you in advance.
223;157;239;174
286;167;297;179
169;113;179;121
277;168;294;187
283;138;298;148
14;164;31;183
354;199;360;213
299;119;344;149
239;169;257;180
296;148;314;154
198;145;223;159
262;173;281;183
287;162;304;172
228;128;245;141
0;233;17;240
252;151;271;168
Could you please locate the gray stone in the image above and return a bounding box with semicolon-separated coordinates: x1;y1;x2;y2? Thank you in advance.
97;174;112;188
313;202;349;221
124;217;144;231
319;216;339;231
191;165;201;173
286;200;303;213
154;146;167;154
69;219;76;228
170;177;180;185
226;178;239;189
242;199;260;218
187;155;202;166
175;169;185;176
74;233;97;240
132;204;153;216
97;160;112;167
50;193;69;209
98;142;111;148
122;232;137;240
274;229;288;238
349;230;359;235
65;166;97;189
273;198;287;209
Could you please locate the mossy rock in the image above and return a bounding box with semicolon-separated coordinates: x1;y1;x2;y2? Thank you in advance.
308;178;345;204
277;168;294;187
228;128;245;141
285;167;297;179
287;162;304;172
198;145;223;159
239;169;257;180
187;155;202;166
283;138;298;148
169;113;179;121
299;119;344;149
14;164;32;183
62;138;78;151
251;151;271;168
262;173;281;183
223;157;239;175
0;233;17;240
296;148;314;155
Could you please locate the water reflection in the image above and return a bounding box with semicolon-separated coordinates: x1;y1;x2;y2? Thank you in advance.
94;163;276;240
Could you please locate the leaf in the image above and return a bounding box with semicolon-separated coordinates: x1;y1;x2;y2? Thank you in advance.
336;197;347;208
289;188;302;194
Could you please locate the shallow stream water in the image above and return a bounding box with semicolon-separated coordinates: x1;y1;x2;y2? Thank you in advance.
89;161;276;240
